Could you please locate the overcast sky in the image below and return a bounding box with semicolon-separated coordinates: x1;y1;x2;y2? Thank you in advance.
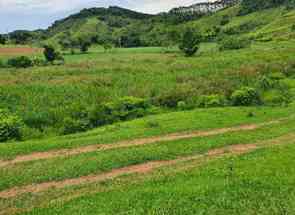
0;0;204;33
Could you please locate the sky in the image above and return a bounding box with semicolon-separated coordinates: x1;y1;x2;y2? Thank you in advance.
0;0;204;33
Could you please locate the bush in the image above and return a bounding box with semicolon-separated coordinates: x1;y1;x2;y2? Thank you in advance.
177;101;188;110
7;56;33;68
32;57;47;66
89;97;151;127
292;24;295;32
0;109;23;142
258;76;275;90
43;44;63;63
62;117;90;135
153;87;194;108
231;87;261;106
179;28;202;57
262;89;290;106
198;95;227;108
220;15;230;26
219;37;251;51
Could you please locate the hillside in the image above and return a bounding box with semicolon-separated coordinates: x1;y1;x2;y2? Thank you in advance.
1;0;295;214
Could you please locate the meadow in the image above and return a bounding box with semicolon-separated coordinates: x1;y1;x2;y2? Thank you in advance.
1;41;295;139
1;3;295;213
0;41;295;215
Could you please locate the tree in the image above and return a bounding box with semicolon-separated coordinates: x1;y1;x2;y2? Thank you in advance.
179;28;202;57
69;35;92;53
78;37;91;53
9;30;33;44
240;0;294;14
103;43;113;52
58;32;72;51
43;44;63;63
0;35;6;45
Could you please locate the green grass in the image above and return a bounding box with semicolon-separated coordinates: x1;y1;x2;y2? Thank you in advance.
23;143;295;215
1;5;295;215
1;40;295;139
0;106;293;160
1;114;295;192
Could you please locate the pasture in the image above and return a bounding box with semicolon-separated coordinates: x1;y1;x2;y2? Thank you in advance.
0;41;295;139
0;40;295;215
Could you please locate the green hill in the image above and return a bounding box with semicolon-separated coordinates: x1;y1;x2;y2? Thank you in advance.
1;1;295;214
5;1;295;46
44;2;295;47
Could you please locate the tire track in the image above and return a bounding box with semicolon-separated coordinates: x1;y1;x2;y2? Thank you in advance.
1;132;294;199
0;119;282;168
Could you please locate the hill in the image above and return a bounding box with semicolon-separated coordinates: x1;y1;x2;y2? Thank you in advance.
1;1;295;214
4;1;295;47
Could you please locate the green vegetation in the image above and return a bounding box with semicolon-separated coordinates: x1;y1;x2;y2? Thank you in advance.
179;28;202;56
1;1;295;213
22;142;295;215
0;35;6;45
0;109;23;142
6;56;33;68
218;36;251;50
240;0;295;15
0;41;295;140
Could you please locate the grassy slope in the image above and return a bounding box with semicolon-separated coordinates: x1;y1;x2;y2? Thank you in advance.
1;5;295;215
0;106;293;160
1;116;295;191
25;143;295;215
0;112;294;214
0;41;295;138
188;5;295;40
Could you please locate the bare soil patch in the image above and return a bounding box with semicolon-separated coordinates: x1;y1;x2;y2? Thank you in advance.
0;47;42;56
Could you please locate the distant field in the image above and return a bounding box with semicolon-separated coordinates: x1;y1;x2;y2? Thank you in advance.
0;46;42;56
0;41;295;139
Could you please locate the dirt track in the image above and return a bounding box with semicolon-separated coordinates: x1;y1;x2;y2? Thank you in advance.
0;120;281;168
0;132;294;199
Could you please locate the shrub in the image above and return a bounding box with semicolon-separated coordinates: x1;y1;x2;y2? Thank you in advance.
292;24;295;32
7;56;33;68
179;27;202;57
43;44;63;63
32;57;47;66
262;89;290;106
153;87;193;108
0;34;6;45
231;87;261;106
62;117;90;135
146;120;160;128
198;95;226;108
0;109;23;142
219;37;251;51
220;15;230;26
89;97;151;127
177;101;188;110
258;76;275;90
79;39;91;53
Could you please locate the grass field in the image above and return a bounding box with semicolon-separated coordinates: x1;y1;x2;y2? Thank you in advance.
1;4;295;213
0;40;295;139
0;104;295;214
